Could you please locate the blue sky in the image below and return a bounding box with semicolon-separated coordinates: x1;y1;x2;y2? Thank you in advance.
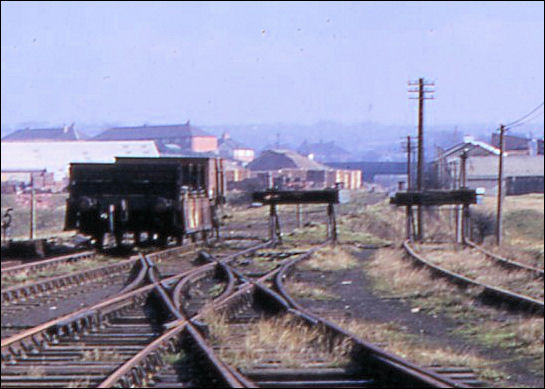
1;1;543;128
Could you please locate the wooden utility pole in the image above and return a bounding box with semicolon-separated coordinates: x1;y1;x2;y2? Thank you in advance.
460;149;469;242
409;78;434;240
404;135;414;240
406;135;412;190
29;175;36;240
496;125;506;246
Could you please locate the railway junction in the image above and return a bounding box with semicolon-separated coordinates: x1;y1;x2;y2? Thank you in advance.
1;188;543;388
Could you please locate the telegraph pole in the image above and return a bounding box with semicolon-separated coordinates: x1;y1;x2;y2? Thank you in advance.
496;125;506;246
406;135;412;190
403;135;414;240
409;78;435;240
460;149;469;242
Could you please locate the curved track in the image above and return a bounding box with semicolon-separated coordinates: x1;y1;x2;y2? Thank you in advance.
403;240;544;315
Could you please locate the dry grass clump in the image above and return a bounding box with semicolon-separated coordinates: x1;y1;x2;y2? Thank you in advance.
514;318;544;355
337;199;405;243
481;241;544;270
366;248;454;298
414;244;544;300
285;280;339;301
204;313;351;368
300;245;359;271
331;318;507;382
203;310;231;343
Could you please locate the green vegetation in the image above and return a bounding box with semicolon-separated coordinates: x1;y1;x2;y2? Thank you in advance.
364;248;544;379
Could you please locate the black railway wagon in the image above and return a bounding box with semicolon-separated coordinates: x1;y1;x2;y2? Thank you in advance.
64;161;214;248
115;156;225;204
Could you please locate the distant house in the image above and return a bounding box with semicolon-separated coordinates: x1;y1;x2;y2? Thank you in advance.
93;121;218;154
2;124;86;142
432;136;544;194
297;140;352;162
246;149;361;190
491;133;544;156
218;133;255;163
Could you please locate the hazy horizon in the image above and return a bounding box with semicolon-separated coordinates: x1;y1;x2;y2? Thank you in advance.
2;1;544;130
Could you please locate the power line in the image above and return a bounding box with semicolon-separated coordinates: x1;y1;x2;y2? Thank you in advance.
504;102;544;128
507;109;544;129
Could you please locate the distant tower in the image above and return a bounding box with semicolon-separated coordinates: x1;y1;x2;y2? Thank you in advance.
275;132;280;149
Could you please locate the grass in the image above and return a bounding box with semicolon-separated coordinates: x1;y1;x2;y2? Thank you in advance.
1;255;120;288
208;284;224;298
330;317;507;383
364;247;545;378
203;312;351;368
413;243;544;300
299;245;359;271
285;280;339;301
163;350;188;365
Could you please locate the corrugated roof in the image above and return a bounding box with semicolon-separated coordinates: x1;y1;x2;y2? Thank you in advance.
1;141;159;180
435;139;501;162
2;125;86;141
93;122;214;140
247;149;331;171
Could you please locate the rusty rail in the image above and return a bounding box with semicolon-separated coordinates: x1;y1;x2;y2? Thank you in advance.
464;239;544;278
273;243;469;388
1;250;96;278
404;240;544;315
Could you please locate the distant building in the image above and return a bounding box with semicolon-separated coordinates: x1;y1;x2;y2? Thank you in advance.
297;140;352;162
490;133;544;156
1;141;159;187
2;124;86;142
432;136;544;195
93;121;218;154
218;133;255;163
246;149;361;190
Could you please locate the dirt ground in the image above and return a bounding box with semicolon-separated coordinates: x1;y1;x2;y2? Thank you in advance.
286;245;544;388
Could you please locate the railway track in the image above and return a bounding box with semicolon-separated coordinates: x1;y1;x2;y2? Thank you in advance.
403;240;544;315
1;251;97;283
129;244;475;388
1;240;272;388
0;245;239;387
0;243;208;340
1;256;148;340
1;236;492;388
464;239;544;278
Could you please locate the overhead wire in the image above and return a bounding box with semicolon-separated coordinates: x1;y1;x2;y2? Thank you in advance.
507;109;544;129
504;102;544;128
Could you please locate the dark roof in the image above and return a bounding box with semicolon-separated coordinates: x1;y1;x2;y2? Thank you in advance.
2;125;86;141
247;149;330;171
491;133;530;151
93;122;214;141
